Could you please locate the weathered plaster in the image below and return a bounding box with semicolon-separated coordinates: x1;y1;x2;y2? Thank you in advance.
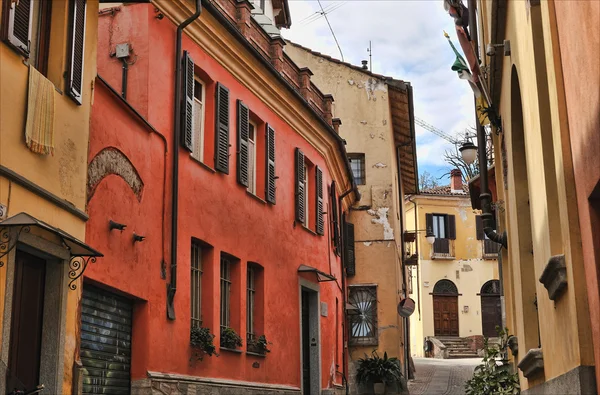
87;147;144;202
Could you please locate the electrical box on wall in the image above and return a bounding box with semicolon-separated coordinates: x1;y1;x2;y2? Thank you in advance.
116;43;130;59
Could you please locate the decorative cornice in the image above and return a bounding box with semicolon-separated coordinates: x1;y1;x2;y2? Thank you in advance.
152;0;356;209
539;254;567;301
518;348;544;379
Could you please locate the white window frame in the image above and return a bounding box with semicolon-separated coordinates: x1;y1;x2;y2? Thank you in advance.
304;163;309;227
192;76;206;161
247;121;257;194
191;241;202;328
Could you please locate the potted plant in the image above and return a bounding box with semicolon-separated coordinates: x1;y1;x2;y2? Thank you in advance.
190;326;218;361
356;351;402;394
247;335;271;355
220;327;243;349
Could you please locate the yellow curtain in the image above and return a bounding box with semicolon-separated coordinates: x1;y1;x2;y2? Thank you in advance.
25;65;55;155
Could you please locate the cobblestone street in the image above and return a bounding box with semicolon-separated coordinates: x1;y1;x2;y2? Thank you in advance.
408;358;481;395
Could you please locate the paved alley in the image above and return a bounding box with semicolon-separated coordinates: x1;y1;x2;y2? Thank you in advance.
408;358;481;395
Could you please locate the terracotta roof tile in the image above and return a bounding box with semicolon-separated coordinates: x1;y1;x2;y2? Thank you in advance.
420;184;469;196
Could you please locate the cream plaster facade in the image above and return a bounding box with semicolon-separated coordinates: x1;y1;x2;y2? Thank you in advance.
406;192;499;358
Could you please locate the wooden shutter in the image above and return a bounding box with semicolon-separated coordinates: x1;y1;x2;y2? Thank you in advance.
344;221;355;277
448;215;456;240
181;51;195;152
214;83;230;174
265;124;276;204
295;148;305;223
67;0;87;104
236;100;249;187
330;182;340;254
475;215;484;240
425;213;433;234
4;0;32;55
315;166;324;235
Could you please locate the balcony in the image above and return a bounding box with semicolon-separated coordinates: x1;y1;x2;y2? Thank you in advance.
483;239;501;259
432;238;454;260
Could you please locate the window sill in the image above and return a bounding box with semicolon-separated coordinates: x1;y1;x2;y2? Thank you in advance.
483;254;498;260
301;224;317;236
246;191;267;204
220;347;243;354
191;156;216;173
431;254;455;260
246;351;267;358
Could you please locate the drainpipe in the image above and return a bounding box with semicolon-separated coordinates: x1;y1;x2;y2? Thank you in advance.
406;195;420;321
469;0;507;249
338;187;353;391
167;0;202;320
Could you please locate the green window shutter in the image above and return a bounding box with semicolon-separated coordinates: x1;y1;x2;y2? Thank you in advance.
181;51;195;152
315;166;324;235
214;82;230;174
236;100;249;187
330;182;340;255
265;124;276;204
475;215;484;240
5;0;32;55
448;215;456;240
295;148;305;223
344;221;355;277
67;0;87;105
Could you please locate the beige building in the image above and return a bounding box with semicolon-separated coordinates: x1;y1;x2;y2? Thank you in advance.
285;42;418;390
405;170;500;358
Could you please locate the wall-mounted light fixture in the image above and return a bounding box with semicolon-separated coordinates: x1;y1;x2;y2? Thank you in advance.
486;40;511;57
404;227;436;246
133;233;145;243
459;141;478;165
109;220;127;231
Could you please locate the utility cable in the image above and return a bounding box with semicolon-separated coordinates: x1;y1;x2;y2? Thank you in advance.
317;0;344;61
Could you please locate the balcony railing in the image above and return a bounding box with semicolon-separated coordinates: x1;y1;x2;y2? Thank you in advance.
483;239;501;259
432;238;454;259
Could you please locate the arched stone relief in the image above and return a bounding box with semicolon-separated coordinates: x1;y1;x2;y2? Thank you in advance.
87;147;144;202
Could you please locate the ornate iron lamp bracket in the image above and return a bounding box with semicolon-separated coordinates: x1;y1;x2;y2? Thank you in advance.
0;226;31;265
68;256;97;290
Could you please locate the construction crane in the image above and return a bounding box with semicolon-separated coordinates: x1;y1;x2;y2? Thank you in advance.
414;117;460;145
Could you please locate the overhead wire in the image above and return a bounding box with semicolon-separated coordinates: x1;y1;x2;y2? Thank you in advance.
316;0;344;61
300;2;347;26
297;1;343;24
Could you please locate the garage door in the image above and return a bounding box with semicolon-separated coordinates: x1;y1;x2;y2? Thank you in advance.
80;285;133;395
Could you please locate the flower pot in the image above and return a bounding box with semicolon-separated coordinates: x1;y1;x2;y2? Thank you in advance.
373;382;386;394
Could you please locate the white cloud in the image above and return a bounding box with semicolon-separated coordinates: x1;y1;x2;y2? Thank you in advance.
282;0;476;169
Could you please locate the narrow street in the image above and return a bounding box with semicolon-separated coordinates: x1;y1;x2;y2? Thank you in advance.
408;358;481;395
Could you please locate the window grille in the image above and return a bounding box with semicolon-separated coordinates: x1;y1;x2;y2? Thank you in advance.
247;266;256;342
348;154;366;185
433;279;458;295
348;286;378;346
220;255;232;332
191;241;202;328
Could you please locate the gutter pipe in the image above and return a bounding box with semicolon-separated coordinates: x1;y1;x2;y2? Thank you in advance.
167;0;202;320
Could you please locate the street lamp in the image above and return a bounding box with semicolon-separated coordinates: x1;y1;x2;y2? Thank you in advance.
425;227;436;245
459;141;478;165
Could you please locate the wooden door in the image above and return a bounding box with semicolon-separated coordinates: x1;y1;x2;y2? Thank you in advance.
481;295;502;337
433;295;458;336
7;251;46;392
301;290;311;395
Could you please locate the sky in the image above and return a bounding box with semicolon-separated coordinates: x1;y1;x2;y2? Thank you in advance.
281;0;476;185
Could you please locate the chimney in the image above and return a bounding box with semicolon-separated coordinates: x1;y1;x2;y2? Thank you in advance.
450;169;463;193
361;60;368;70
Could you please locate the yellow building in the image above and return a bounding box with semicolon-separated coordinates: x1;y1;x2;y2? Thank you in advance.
406;170;500;359
456;0;598;392
285;43;419;390
0;1;101;393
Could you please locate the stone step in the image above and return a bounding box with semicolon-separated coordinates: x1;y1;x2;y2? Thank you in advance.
448;353;480;359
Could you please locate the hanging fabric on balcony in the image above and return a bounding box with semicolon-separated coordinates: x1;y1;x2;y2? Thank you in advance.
444;30;481;97
25;65;55;155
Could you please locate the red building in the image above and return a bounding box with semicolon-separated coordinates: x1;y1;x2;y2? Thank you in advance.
82;1;357;394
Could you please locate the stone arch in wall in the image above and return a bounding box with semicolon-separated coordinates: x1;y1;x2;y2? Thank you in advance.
87;147;144;202
480;280;502;337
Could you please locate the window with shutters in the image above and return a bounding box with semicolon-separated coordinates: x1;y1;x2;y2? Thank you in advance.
476;215;501;259
2;0;52;76
191;240;203;328
214;83;230;174
348;153;366;185
304;163;310;227
192;76;206;162
348;285;378;346
427;213;456;258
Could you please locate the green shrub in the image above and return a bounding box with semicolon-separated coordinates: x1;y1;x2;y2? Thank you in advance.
220;327;243;349
356;351;402;385
190;326;218;361
465;327;520;395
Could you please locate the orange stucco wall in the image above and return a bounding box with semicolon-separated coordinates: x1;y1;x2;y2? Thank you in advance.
554;1;600;389
85;3;345;390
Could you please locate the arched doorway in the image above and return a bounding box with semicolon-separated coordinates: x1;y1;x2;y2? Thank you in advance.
432;280;459;336
480;280;502;337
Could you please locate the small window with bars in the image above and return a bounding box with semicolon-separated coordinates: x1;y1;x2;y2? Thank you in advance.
247;265;256;342
220;255;232;333
348;153;366;185
191;241;203;328
348;285;378;346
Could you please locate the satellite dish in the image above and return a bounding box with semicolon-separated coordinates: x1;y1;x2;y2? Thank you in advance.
397;298;416;317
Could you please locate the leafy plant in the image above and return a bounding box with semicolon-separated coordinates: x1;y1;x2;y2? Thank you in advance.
465;327;520;395
190;326;218;361
220;327;243;349
248;335;271;354
356;351;402;385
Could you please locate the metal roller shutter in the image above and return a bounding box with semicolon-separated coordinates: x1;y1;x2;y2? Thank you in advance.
80;285;132;395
